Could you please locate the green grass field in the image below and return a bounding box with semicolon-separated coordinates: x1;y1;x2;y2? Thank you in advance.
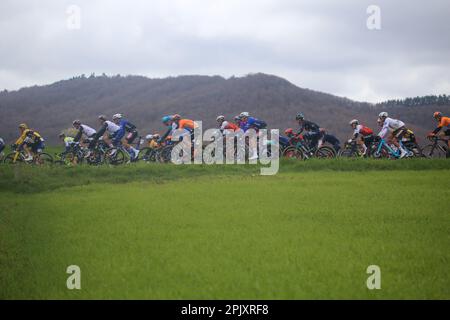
1;159;449;299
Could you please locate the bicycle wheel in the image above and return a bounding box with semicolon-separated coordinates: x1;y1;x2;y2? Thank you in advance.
105;148;126;165
422;144;446;158
315;146;336;159
139;147;157;162
35;153;53;165
3;152;24;164
86;149;105;166
338;147;357;158
282;147;303;160
159;145;174;163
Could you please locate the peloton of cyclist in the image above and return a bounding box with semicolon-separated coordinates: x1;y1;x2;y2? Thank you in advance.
14;123;45;161
349;119;374;156
112;113;140;161
428;112;450;156
377;112;409;158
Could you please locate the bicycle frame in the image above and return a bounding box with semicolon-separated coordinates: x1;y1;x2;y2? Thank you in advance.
376;139;412;158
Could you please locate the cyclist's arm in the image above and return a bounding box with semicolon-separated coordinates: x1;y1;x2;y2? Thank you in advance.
159;127;173;142
14;131;27;146
73;128;83;142
432;127;442;135
378;122;389;138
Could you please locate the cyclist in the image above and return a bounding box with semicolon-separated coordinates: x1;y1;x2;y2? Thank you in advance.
428;111;450;156
285;128;304;144
0;137;5;155
145;134;160;149
92;115;121;148
72;120;97;144
377;112;409;158
112;113;139;161
59;133;76;153
318;129;341;153
233;115;243;127
159;115;177;142
295;113;321;150
216;115;240;132
349;119;374;156
14;123;45;161
239;112;267;160
239;112;267;132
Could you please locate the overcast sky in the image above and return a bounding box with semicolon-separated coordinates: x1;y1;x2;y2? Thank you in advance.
0;0;449;102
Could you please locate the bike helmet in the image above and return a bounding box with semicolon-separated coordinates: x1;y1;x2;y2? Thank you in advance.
112;113;123;120
433;111;442;119
349;119;359;126
378;112;388;118
162;116;172;123
296;113;305;121
18;123;28;129
72;119;81;126
240;112;250;118
234;116;241;122
59;132;66;138
145;134;154;140
216;115;225;122
98;115;107;121
284;128;294;136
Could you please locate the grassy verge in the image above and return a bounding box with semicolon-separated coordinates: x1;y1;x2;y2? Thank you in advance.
1;158;449;194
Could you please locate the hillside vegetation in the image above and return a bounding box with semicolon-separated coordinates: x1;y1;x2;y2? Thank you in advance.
1;73;449;144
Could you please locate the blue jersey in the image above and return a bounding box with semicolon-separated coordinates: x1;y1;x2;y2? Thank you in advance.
114;119;137;142
240;117;267;132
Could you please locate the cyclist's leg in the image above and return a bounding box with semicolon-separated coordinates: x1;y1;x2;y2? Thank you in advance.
444;129;450;156
30;141;44;161
23;143;33;160
125;131;139;158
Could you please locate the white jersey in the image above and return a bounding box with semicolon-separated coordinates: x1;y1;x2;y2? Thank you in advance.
105;121;120;134
378;118;405;138
81;124;96;137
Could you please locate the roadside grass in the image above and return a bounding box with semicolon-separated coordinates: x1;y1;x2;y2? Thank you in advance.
1;158;450;194
0;170;449;299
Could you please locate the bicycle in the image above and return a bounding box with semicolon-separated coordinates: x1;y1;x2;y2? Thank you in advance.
54;142;86;166
422;136;449;158
338;140;366;158
282;138;336;160
3;144;53;165
371;138;415;159
104;137;145;165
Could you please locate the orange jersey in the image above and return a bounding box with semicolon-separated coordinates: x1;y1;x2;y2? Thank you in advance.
178;119;197;130
438;116;450;128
